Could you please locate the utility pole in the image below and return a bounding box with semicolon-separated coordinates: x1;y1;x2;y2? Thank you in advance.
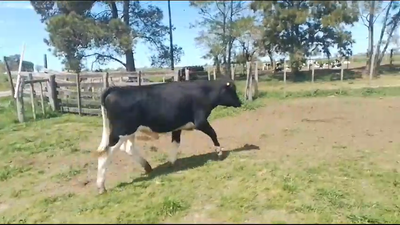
168;0;174;70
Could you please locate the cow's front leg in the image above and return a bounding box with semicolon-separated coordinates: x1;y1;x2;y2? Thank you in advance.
169;130;182;165
195;120;223;159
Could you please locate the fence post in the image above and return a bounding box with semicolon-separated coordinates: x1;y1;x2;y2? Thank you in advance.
28;73;37;120
248;62;253;101
47;74;59;111
340;58;345;94
76;73;82;116
390;49;394;66
231;64;235;80
283;60;287;98
213;67;216;80
138;71;142;86
3;56;15;98
254;62;259;82
16;77;26;123
244;61;253;101
174;70;179;81
44;54;48;69
207;69;211;81
340;58;344;83
103;72;109;89
185;68;190;81
39;82;46;117
311;63;315;83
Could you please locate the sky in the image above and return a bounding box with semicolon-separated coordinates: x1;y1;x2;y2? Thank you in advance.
0;1;395;71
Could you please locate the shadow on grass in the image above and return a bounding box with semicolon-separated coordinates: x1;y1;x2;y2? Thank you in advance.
116;144;260;188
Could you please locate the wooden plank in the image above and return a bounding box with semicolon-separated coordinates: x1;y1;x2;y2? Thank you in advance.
58;89;100;98
57;82;104;88
141;70;174;75
39;82;46;117
21;92;49;99
142;74;175;78
48;74;60;111
4;56;15;97
57;81;164;88
25;79;48;84
16;77;26;122
55;73;175;80
28;74;37;120
10;71;49;78
60;106;100;115
60;99;100;108
11;71;175;80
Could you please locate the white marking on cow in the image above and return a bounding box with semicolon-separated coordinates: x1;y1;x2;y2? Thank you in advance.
215;146;224;157
97;105;110;152
169;141;180;164
137;126;160;140
97;134;132;194
135;122;196;141
176;122;195;131
138;122;195;133
125;136;150;169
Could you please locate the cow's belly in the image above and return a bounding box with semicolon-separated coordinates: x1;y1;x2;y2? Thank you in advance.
135;122;196;141
137;122;195;133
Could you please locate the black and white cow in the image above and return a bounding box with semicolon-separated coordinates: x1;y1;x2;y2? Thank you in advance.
94;78;242;194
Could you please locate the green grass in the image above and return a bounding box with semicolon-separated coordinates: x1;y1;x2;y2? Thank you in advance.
0;75;10;91
1;83;400;223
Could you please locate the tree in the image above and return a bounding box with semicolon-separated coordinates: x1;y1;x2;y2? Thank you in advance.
372;1;400;73
4;54;34;72
190;1;247;75
35;65;44;72
359;2;386;74
251;1;359;78
231;15;262;72
30;1;184;71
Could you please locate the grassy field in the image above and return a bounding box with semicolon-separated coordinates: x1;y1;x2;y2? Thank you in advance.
1;76;400;223
0;74;10;91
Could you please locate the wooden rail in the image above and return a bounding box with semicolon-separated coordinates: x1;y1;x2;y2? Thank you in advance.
8;68;220;120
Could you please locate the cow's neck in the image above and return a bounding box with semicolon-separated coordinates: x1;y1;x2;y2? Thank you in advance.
205;83;222;110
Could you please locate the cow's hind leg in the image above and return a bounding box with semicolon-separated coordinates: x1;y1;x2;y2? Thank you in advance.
96;128;132;195
169;130;182;165
96;105;110;153
125;135;153;174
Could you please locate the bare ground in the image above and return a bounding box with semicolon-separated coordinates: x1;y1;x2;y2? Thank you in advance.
2;97;400;223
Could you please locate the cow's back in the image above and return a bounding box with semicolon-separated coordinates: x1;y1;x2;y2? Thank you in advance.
103;81;219;133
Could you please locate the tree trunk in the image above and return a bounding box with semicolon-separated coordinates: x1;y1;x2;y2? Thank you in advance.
225;0;234;77
168;0;174;70
268;54;275;70
373;1;394;75
221;1;228;75
376;23;397;69
125;50;136;71
214;55;222;76
123;1;136;72
364;1;375;76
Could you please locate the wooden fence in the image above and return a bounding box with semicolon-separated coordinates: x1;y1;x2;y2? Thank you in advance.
9;70;178;121
7;65;261;122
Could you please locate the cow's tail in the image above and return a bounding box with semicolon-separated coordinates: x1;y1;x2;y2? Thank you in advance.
92;87;113;157
100;86;114;107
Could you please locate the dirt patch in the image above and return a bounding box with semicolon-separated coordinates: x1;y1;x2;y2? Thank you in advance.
59;97;400;195
5;97;400;223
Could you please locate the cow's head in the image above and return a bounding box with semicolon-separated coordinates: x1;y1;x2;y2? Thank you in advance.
217;80;242;108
